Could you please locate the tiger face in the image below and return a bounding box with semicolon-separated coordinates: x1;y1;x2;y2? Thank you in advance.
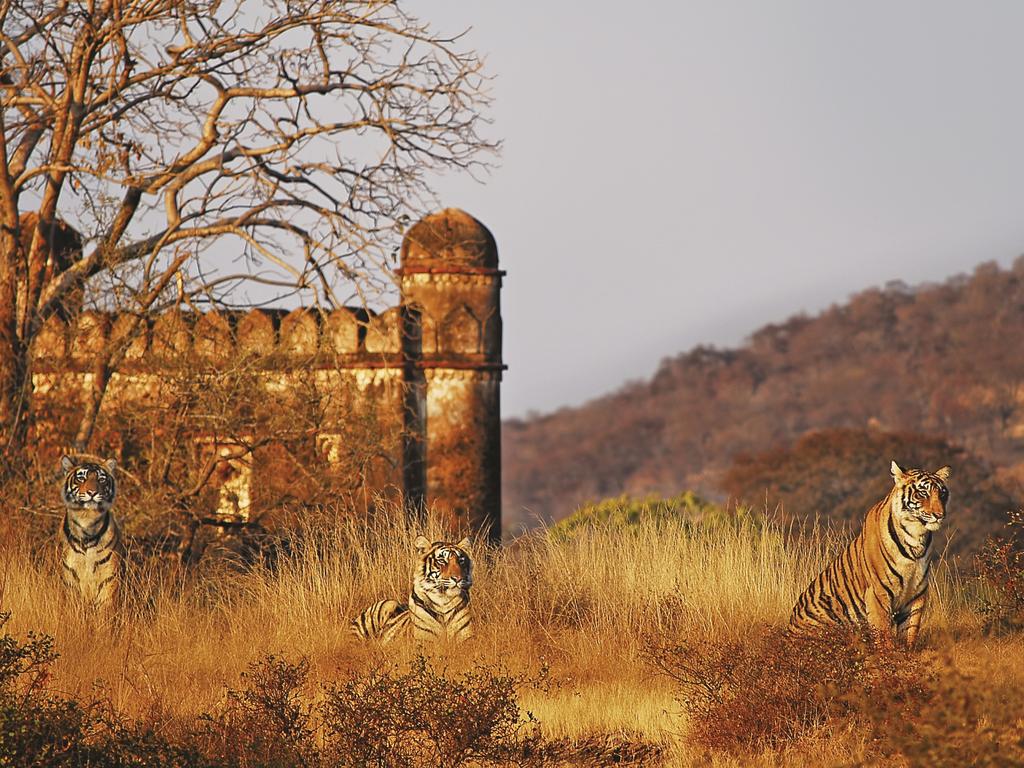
60;455;117;517
890;460;950;532
413;535;473;602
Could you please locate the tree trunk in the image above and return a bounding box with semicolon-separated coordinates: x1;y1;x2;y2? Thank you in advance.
73;358;110;452
0;250;29;472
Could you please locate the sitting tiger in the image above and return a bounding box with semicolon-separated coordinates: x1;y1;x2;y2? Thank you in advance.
352;536;474;644
788;460;950;648
57;455;124;616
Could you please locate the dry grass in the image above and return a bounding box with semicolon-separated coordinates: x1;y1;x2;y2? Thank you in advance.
0;504;1020;766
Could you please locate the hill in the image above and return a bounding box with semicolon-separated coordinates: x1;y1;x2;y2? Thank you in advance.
502;259;1024;550
721;428;1016;557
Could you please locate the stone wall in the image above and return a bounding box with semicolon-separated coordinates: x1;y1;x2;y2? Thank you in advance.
30;209;503;541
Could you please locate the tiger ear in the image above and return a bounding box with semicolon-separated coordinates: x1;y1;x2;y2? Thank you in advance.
103;458;118;474
890;460;906;483
934;466;951;482
414;535;431;554
60;455;76;473
456;536;472;553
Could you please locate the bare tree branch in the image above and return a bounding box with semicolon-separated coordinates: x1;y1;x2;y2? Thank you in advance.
0;0;497;464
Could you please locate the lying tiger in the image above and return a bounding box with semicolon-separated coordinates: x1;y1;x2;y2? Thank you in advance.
57;455;125;617
789;460;950;648
352;536;473;644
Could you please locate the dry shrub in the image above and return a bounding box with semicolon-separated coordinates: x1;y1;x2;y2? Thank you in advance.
0;614;550;768
489;511;808;648
0;612;198;766
322;656;544;768
195;655;318;767
721;428;1018;559
975;508;1024;633
646;625;930;755
0;614;98;766
856;650;1024;768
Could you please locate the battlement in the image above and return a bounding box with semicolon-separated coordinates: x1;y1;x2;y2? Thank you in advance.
32;306;402;371
31;208;504;541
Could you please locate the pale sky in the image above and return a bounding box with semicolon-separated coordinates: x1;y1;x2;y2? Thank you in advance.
423;2;1024;418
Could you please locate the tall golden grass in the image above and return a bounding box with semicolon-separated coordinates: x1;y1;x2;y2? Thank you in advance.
0;502;1019;766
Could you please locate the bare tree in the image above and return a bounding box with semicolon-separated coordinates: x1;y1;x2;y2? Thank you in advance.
0;0;496;467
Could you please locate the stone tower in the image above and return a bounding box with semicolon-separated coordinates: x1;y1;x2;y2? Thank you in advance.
399;209;503;543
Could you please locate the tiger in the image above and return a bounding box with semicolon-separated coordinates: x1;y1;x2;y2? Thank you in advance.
352;535;474;644
57;455;125;617
788;460;950;648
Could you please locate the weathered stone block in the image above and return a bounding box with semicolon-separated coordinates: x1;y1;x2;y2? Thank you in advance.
72;311;110;362
236;310;276;354
33;315;67;362
365;307;401;354
28;208;502;542
440;304;482;355
194;311;234;361
110;315;149;362
323;308;360;354
151;311;192;359
280;308;319;356
401;208;498;269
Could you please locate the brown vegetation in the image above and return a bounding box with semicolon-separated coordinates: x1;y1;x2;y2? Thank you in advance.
721;428;1017;558
975;508;1024;633
646;625;931;756
503;260;1024;545
9;344;397;571
1;502;1022;766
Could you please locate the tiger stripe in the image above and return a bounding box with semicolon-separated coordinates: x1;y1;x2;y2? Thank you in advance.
57;455;125;618
351;536;473;645
788;460;950;648
352;599;410;643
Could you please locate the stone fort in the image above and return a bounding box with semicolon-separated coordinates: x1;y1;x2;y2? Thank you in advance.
29;209;504;542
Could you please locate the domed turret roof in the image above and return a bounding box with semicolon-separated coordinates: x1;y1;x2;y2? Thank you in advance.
401;208;498;270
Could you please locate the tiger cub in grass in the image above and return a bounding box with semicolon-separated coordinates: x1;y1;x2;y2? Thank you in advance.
789;460;950;648
58;455;124;617
352;536;473;644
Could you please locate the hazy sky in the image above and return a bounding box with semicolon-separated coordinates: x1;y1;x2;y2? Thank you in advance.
421;2;1024;418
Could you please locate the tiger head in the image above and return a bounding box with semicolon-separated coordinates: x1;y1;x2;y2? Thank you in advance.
890;460;951;532
412;535;473;606
60;455;117;517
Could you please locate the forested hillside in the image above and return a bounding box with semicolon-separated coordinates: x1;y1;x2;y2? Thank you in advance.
502;259;1024;546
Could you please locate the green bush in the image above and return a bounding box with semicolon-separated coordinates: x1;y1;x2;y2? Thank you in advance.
550;492;724;541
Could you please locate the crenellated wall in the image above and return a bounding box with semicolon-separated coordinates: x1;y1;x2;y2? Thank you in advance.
31;305;405;370
30;209;503;542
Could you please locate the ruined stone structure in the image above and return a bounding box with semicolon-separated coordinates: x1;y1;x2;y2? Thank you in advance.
29;209;503;542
